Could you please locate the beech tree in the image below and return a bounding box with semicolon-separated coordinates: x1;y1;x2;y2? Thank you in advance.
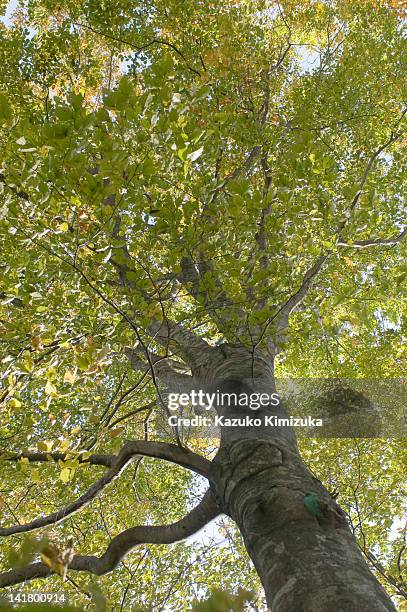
0;0;405;610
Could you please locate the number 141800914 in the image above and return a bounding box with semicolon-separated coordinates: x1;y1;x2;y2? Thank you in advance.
6;591;68;605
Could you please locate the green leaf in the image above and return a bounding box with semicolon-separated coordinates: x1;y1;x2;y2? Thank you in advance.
0;93;12;121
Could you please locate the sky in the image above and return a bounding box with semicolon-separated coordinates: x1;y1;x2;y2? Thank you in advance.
0;0;18;27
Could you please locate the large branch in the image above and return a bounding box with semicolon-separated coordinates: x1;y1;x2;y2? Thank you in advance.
338;228;406;249
3;451;114;468
79;170;212;375
3;441;211;478
335;127;403;237
146;318;213;371
0;489;220;588
271;119;405;347
175;58;292;322
0;441;212;537
124;346;193;388
178;254;230;312
274;254;329;344
207;43;291;204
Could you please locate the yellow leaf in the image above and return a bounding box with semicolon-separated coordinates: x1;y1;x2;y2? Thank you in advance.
41;546;57;569
59;438;70;452
45;380;58;397
38;440;53;452
40;540;74;581
60;467;71;482
63;369;76;384
46;366;57;381
40;544;65;577
109;427;124;438
59;222;69;232
23;350;34;372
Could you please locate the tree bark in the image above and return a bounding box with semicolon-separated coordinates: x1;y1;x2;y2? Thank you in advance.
205;348;396;611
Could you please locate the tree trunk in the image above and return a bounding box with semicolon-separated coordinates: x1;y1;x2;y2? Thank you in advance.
204;348;396;611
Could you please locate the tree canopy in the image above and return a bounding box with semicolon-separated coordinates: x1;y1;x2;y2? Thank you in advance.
0;0;406;609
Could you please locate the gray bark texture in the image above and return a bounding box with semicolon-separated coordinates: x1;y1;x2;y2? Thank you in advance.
203;345;396;611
